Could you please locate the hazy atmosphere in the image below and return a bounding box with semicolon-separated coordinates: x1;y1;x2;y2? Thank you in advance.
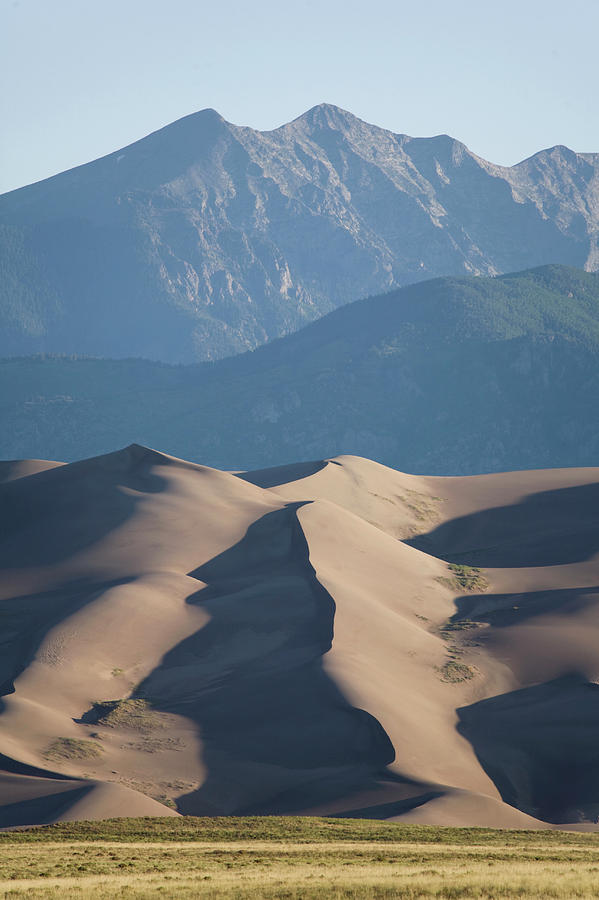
1;0;598;192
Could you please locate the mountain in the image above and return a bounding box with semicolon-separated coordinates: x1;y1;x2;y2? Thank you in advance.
1;444;599;828
1;104;598;362
1;265;598;475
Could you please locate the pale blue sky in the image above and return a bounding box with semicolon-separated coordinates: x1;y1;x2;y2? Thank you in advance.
1;0;597;194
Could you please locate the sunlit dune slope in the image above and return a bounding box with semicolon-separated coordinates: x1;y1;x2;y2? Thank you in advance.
1;445;598;829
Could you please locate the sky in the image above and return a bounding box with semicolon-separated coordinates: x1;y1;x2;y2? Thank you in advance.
1;0;598;194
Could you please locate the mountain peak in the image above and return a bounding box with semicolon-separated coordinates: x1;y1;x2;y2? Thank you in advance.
288;102;364;132
515;143;582;168
1;103;598;366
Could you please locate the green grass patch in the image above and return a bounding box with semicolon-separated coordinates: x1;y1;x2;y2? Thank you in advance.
2;818;599;898
0;816;599;845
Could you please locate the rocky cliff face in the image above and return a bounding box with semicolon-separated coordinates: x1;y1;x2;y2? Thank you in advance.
1;104;598;362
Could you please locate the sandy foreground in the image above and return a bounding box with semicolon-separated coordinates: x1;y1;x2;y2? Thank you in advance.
0;444;598;829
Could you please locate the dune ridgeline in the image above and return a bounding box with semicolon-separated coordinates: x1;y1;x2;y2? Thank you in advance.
1;444;598;829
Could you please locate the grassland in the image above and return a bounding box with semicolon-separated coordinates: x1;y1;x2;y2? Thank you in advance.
2;817;599;898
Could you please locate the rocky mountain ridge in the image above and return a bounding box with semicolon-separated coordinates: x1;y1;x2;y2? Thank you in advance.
1;104;598;362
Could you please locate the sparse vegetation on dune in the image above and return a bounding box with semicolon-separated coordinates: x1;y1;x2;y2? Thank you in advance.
439;620;481;637
437;660;477;683
436;564;489;594
86;698;163;733
431;578;487;683
42;737;103;761
2;818;599;898
397;490;445;536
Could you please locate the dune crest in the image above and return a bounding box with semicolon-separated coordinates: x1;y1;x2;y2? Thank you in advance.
1;446;599;828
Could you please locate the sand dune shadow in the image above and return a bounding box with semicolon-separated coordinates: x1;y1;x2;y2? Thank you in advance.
134;504;397;814
406;482;599;567
458;675;599;824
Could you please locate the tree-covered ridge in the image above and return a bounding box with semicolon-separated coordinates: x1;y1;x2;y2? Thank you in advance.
1;265;598;475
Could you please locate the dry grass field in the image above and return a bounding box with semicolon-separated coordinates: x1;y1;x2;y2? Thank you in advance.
2;817;599;898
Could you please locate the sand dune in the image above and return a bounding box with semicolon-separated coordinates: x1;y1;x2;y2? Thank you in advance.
1;446;598;828
0;459;64;484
